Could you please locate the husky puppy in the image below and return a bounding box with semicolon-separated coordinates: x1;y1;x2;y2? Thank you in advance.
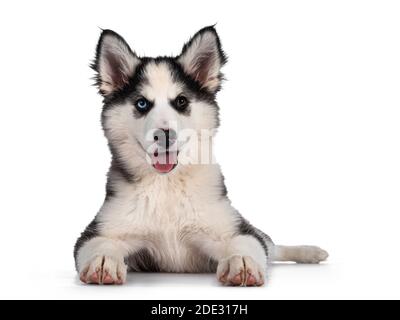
74;26;328;286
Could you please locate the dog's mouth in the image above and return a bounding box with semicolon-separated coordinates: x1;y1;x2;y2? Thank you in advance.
150;149;178;174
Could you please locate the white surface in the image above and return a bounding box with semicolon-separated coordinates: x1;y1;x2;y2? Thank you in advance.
0;0;399;300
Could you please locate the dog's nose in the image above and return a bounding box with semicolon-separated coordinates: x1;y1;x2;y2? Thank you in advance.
153;128;177;149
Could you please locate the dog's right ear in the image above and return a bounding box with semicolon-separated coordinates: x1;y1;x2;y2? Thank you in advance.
92;30;140;96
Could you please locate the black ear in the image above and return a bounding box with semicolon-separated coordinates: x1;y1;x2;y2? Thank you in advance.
92;29;140;96
177;26;227;93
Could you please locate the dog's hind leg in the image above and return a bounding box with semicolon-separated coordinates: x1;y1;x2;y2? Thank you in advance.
272;245;328;264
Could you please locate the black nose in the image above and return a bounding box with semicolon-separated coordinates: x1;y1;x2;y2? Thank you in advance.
153;128;177;149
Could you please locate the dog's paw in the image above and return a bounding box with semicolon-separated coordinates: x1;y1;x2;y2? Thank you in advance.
79;255;127;285
217;255;265;287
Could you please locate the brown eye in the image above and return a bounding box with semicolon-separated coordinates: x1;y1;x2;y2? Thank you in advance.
175;95;188;109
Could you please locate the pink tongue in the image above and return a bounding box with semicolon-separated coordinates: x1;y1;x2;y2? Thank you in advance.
152;152;177;173
153;162;175;173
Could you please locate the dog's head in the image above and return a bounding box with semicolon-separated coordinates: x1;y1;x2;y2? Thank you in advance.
93;27;227;176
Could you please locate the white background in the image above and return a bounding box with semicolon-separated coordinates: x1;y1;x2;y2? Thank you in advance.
0;0;399;300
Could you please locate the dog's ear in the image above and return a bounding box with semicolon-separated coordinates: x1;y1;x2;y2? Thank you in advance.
177;26;227;93
92;30;140;96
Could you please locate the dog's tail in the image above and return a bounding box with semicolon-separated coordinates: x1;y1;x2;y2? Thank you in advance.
271;245;329;264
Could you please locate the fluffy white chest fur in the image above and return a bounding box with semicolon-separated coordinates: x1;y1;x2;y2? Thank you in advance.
97;165;238;272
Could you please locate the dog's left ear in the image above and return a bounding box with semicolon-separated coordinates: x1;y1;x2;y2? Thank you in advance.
177;26;227;93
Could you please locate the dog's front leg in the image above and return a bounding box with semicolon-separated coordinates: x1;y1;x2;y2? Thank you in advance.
217;235;268;286
197;234;268;286
76;237;130;285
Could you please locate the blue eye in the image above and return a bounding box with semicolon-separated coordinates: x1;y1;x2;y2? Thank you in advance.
135;98;151;112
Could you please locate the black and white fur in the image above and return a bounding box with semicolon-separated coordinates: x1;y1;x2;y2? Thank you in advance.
74;26;328;286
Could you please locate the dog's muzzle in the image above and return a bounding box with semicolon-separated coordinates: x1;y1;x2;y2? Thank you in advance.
151;128;178;173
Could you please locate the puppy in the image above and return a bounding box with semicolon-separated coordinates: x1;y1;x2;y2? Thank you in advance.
74;26;328;286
